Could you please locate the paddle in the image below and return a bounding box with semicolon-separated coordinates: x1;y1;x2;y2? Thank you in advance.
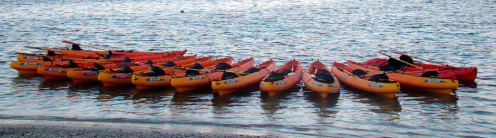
378;52;423;69
392;51;447;66
23;46;48;50
62;40;108;51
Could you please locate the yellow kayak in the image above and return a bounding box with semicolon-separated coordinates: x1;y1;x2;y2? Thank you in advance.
331;62;400;98
130;57;214;90
259;59;303;97
171;57;255;93
347;60;458;94
302;60;340;98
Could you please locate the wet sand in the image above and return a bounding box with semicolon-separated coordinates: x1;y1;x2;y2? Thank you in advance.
0;120;270;138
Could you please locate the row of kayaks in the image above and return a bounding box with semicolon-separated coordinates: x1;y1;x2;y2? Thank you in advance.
10;42;477;98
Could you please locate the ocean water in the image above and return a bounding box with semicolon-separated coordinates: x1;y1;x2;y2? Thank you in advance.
1;0;495;137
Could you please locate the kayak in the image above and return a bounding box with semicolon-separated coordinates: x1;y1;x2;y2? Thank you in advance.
302;60;340;98
37;52;189;80
10;60;89;74
347;60;459;94
11;50;187;74
171;57;254;93
96;56;200;87
362;58;477;81
67;55;198;83
212;59;276;96
19;46;187;62
259;59;303;97
130;57;216;90
331;62;400;98
37;60;110;79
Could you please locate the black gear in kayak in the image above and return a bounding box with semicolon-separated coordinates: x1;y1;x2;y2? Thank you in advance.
120;65;133;73
164;61;176;67
244;68;260;74
216;63;232;70
369;74;390;83
421;71;439;78
71;44;81;50
92;63;105;70
221;72;238;80
66;60;79;68
149;66;166;76
351;69;366;77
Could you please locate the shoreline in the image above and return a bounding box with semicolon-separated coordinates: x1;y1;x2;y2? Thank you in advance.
0;120;274;137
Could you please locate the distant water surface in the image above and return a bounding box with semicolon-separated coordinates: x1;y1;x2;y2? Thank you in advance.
0;0;495;137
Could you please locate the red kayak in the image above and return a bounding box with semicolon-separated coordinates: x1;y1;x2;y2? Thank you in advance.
363;52;477;82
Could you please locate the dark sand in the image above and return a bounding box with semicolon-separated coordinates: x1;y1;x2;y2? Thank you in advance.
0;120;273;138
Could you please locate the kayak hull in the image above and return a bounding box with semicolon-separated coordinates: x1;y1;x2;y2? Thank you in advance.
212;60;276;96
348;60;459;95
171;57;254;93
363;58;477;81
331;62;400;98
259;60;303;97
302;60;340;98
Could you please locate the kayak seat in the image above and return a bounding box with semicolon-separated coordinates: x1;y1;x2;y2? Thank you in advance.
264;72;284;82
122;57;132;63
186;70;200;77
47;51;56;56
369;74;390;83
66;60;79;68
221;72;238;80
244;68;260;74
351;69;367;77
190;63;204;70
421;71;439;78
280;69;292;76
164;61;176;67
380;65;396;72
42;56;52;61
149;66;166;76
216;63;232;70
120;65;133;73
144;60;153;65
92;63;105;71
315;70;334;83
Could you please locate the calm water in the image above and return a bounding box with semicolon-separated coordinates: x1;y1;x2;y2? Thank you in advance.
1;0;495;137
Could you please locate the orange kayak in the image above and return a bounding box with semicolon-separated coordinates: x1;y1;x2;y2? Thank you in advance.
11;50;187;74
171;57;255;93
302;60;340;98
212;59;276;96
37;52;189;80
331;62;400;98
18;46;187;62
259;59;303;97
67;55;198;83
96;56;200;87
10;60;90;74
347;60;459;94
130;57;215;90
37;60;108;79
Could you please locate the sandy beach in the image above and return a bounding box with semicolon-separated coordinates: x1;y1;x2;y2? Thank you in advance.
0;120;271;138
